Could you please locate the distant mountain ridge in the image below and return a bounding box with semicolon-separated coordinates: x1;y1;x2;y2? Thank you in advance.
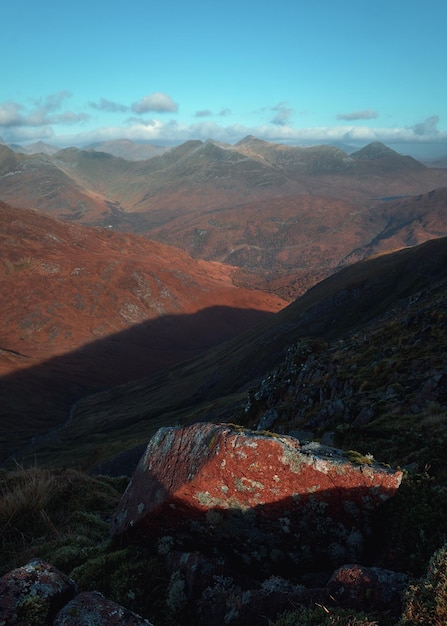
84;138;168;160
1;137;447;300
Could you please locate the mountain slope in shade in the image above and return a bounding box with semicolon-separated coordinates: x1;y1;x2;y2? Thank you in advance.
11;235;447;469
0;201;286;461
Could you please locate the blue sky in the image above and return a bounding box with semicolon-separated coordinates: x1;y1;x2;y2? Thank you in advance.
2;0;447;156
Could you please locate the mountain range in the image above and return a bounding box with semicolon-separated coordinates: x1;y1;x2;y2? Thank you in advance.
1;138;447;300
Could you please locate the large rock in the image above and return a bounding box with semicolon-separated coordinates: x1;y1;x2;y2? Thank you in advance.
0;559;77;625
112;423;402;577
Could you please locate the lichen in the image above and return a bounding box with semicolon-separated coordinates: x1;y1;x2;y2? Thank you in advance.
166;570;187;614
233;477;264;494
17;595;48;625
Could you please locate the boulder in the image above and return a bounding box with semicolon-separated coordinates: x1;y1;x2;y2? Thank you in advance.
326;563;408;616
0;559;77;625
53;591;153;625
112;423;402;578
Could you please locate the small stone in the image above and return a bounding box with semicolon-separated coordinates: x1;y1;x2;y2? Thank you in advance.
0;559;77;625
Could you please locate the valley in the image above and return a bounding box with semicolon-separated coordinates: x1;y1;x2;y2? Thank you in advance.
1;137;447;466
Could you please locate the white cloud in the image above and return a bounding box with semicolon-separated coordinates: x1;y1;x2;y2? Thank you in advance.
195;109;213;118
33;91;71;110
28;92;73;125
53;119;447;150
3;93;445;158
89;98;128;113
336;109;378;121
270;102;293;126
53;111;90;124
410;115;440;136
2;125;55;143
0;92;89;133
131;92;178;114
0;101;23;127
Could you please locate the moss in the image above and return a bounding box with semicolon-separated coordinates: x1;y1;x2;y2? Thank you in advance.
400;543;447;625
342;450;374;466
207;434;217;449
16;595;48;625
69;546;170;623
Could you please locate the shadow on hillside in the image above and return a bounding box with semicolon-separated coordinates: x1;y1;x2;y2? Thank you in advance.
4;236;447;470
0;305;275;466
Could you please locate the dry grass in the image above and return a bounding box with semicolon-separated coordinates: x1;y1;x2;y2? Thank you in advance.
0;464;61;539
0;464;126;576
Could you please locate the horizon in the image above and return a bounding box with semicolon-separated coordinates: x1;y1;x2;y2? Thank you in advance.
3;135;447;162
2;0;447;160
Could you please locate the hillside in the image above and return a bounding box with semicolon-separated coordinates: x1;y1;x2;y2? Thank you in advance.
0;202;286;463
10;235;447;472
0;145;113;223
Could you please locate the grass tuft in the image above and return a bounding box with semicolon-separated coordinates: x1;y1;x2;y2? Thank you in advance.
0;464;61;544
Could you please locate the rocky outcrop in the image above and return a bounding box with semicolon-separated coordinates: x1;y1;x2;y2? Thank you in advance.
112;422;402;578
0;560;153;626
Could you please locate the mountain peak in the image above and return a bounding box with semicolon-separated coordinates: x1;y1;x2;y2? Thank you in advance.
351;141;425;170
235;135;270;148
351;142;398;160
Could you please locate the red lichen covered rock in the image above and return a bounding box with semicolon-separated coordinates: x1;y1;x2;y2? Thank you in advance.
111;423;402;577
53;591;153;625
0;559;77;625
